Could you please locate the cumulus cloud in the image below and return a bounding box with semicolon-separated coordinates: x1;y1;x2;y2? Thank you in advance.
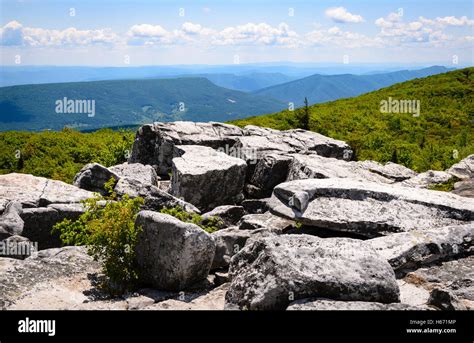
325;7;364;23
0;20;118;46
212;22;298;47
419;16;474;27
306;26;378;48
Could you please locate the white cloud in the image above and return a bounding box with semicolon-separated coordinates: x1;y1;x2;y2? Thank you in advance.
212;22;298;47
419;15;474;27
325;7;364;23
306;26;378;48
0;20;118;46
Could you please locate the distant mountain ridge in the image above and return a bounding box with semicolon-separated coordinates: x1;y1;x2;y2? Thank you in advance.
0;77;286;131
253;66;454;106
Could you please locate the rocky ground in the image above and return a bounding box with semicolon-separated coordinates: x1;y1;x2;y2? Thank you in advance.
1;121;473;310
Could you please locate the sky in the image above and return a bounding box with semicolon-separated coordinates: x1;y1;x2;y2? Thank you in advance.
0;0;473;66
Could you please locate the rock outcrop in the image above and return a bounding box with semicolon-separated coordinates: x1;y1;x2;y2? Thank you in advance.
73;163;119;194
0;202;24;239
171;145;247;211
447;155;474;180
225;235;399;310
109;162;159;186
135;211;216;291
287;298;420;310
269;178;474;237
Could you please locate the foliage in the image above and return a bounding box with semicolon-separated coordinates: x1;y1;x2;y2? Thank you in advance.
0;128;134;183
159;206;223;233
428;176;460;192
232;68;474;172
52;178;144;295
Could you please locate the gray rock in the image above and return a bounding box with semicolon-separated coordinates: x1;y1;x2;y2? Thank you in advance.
452;180;474;198
286;154;395;184
241;198;270;214
287;298;421;311
0;202;24;239
367;223;473;273
401;170;454;189
447;155;474;180
211;227;251;270
0;246;100;310
135;211;216;291
238;212;295;233
0;235;37;260
269;178;474;238
109;162;158;186
246;154;293;198
171;145;247;211
202;206;246;229
428;288;467;311
20;203;85;249
403;256;474;310
129;122;245;176
73;163;119;194
357;160;418;182
225;235;399;310
0;173;94;207
114;177;199;213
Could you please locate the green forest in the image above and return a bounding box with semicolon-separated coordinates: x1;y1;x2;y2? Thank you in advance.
0;128;134;183
231;68;474;172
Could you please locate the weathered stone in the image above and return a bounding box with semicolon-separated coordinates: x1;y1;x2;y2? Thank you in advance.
0;235;37;260
225;235;399;310
238;212;295;233
114;177;199;213
428;288;468;310
211;227;251;270
109;162;158;186
447;155;474;180
202;206;246;229
403;256;474;310
129;122;245;175
20;203;85;249
286;154;395;184
135;211;216;291
0;201;24;239
0;246;101;310
269;178;474;238
0;173;93;207
73;163;119;194
452;180;474;198
357;160;418;182
241;198;270;214
367;223;473;273
246;154;293;198
401;170;454;189
287;298;421;310
171;145;247;211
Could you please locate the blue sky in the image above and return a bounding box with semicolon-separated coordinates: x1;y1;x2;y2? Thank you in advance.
0;0;473;65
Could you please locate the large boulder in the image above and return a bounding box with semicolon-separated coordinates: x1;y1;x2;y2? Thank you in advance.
211;227;252;270
170;145;247;211
400;170;454;189
238;212;295;233
135;211;216;291
452;180;474;198
114;177;199;213
269;178;474;238
366;223;473;274
202;205;246;229
0;202;24;239
109;162;158;186
128;122;245;176
447;155;474;180
225;235;399;310
73;163;119;195
0;173;93;207
287;298;420;311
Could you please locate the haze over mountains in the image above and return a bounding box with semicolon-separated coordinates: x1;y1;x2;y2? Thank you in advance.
0;64;456;131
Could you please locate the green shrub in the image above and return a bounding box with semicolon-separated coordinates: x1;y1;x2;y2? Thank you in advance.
53;179;144;295
159;206;223;233
428;176;460;192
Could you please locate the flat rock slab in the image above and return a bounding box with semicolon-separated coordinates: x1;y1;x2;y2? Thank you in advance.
269;178;474;237
0;173;94;207
171;145;247;211
129;121;244;175
403;256;474;310
447;155;474;180
367;223;473;273
225;234;399;310
135;211;216;291
109;162;159;186
287;298;421;310
401;170;454;189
